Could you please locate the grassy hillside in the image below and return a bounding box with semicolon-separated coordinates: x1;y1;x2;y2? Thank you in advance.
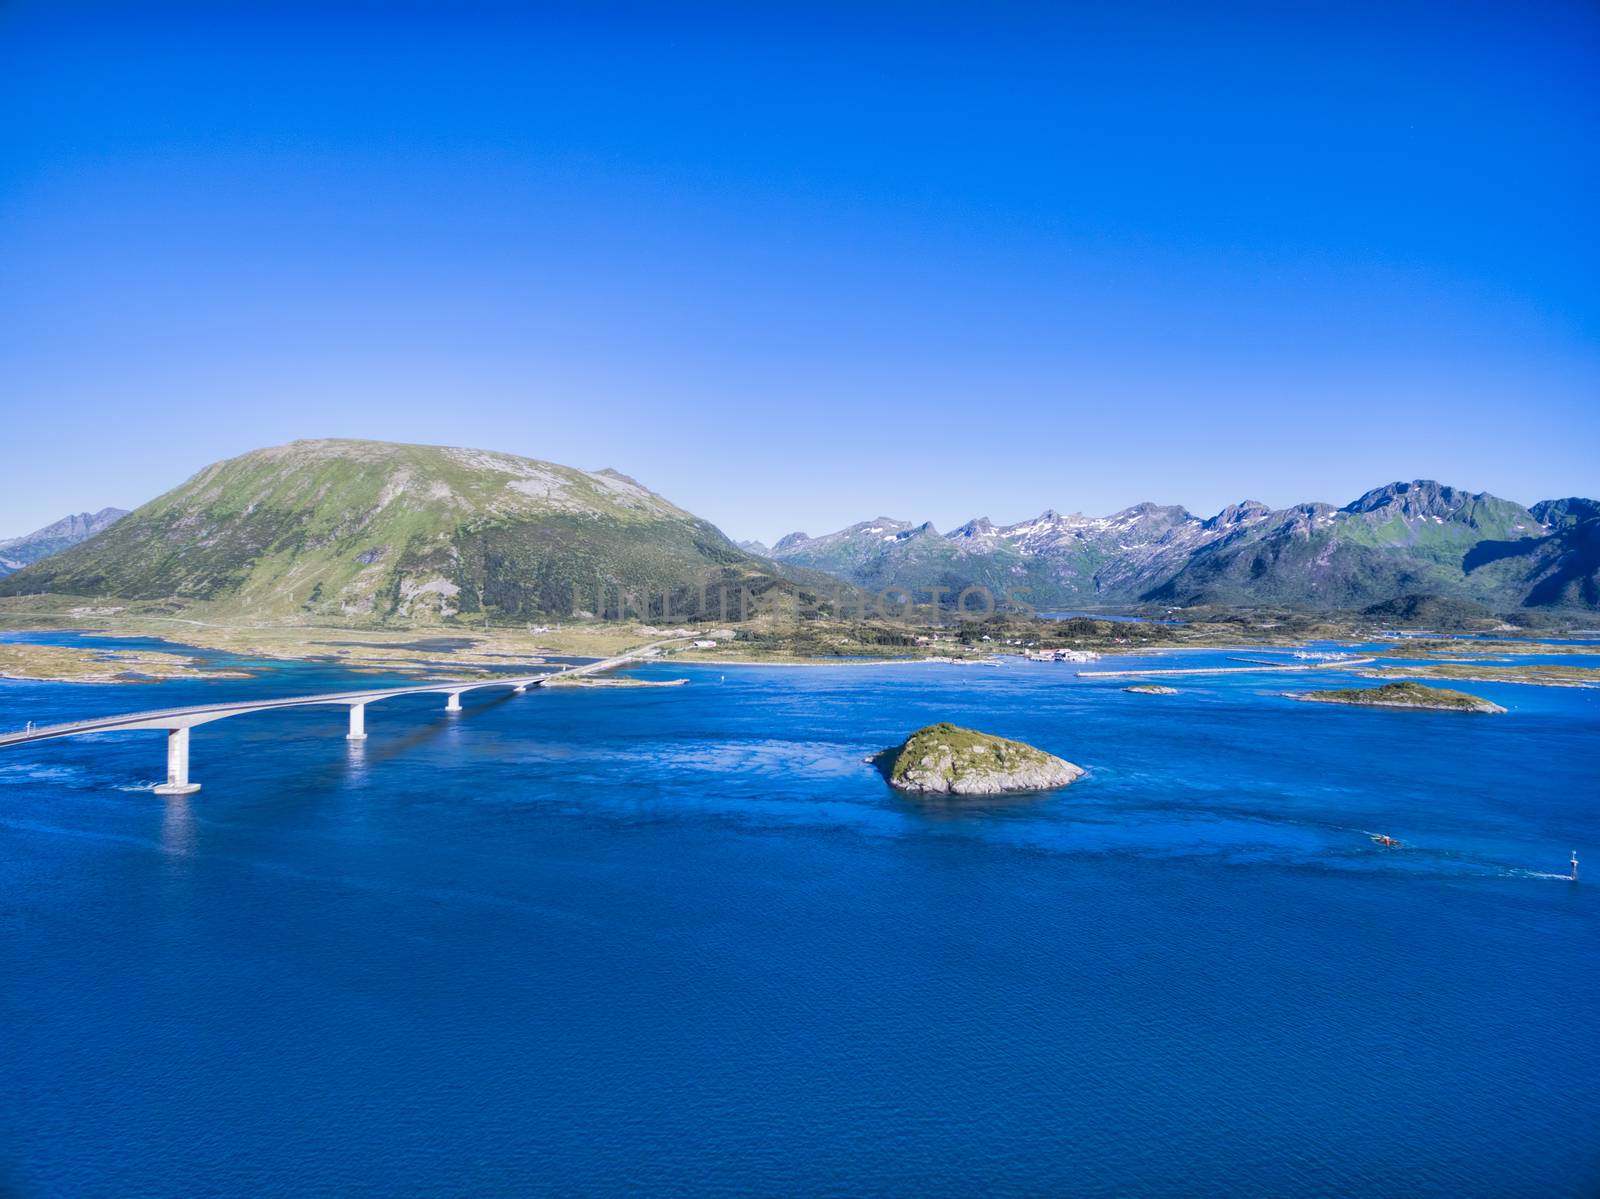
0;440;800;624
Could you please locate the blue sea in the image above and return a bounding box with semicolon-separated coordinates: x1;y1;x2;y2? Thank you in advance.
2;631;1597;1197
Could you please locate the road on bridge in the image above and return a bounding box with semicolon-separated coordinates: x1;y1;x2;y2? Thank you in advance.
0;637;684;793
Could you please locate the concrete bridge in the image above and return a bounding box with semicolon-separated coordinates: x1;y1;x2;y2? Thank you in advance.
0;645;662;795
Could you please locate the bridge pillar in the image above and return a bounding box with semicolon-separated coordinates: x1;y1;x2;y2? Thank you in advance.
445;692;462;712
346;703;367;740
153;727;201;795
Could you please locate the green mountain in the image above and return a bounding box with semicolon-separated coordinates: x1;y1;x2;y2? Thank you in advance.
773;505;1200;608
1459;509;1600;611
0;507;128;577
1531;497;1600;530
1144;482;1549;609
770;481;1599;613
0;440;795;622
8;457;1592;621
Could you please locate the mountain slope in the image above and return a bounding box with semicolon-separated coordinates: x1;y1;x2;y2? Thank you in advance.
0;507;128;576
1531;497;1600;529
1144;482;1547;608
1459;515;1600;610
770;481;1596;612
0;440;790;622
772;506;1207;607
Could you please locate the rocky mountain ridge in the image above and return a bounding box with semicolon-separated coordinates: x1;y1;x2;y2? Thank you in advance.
769;480;1598;612
0;507;128;576
4;458;1594;618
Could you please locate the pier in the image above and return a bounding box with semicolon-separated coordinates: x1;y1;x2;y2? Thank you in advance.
1077;656;1375;680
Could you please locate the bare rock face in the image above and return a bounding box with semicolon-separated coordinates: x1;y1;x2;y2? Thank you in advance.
876;723;1083;797
0;507;127;575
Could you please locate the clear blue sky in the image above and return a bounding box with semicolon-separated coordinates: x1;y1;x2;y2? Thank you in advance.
3;1;1596;543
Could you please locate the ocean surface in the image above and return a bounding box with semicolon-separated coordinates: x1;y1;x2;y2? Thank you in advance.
2;631;1597;1197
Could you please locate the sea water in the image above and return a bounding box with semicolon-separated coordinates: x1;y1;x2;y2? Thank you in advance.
1;631;1596;1196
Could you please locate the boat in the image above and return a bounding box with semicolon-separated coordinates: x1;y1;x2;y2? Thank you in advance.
1371;834;1401;848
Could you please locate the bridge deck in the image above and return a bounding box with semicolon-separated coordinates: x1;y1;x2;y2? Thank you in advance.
0;645;655;748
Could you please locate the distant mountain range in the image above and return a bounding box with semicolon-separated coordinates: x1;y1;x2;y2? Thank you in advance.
760;482;1600;613
0;441;807;621
0;507;127;577
2;451;1594;619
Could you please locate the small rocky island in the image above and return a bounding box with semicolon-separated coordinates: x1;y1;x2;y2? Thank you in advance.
1293;680;1505;714
1124;683;1178;695
874;723;1084;796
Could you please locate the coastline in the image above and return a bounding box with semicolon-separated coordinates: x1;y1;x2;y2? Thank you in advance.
1360;673;1595;690
0;639;254;686
663;654;1001;669
1289;693;1506;714
0;670;145;685
5;617;1595;687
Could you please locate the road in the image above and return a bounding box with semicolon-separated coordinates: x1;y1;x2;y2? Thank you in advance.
0;639;677;748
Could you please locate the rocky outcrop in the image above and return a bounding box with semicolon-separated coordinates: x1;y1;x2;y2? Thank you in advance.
875;722;1083;796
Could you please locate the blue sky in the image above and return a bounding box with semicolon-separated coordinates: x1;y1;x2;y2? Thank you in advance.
2;1;1596;543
